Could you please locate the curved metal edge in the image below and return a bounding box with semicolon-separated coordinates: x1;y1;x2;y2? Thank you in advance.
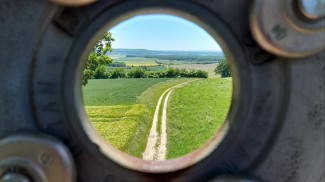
249;0;325;58
0;133;75;182
48;0;97;7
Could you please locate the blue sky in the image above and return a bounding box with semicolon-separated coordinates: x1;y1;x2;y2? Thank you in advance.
109;14;222;51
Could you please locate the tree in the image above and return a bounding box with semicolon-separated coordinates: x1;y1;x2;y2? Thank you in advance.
214;58;231;77
127;67;146;78
165;67;179;77
108;67;126;78
195;70;208;78
94;65;109;79
82;32;115;85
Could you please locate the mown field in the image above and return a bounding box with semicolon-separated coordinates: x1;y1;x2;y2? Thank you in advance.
82;78;195;157
166;77;232;159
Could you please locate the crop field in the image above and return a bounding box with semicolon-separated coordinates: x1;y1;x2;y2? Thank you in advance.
145;65;167;71
113;57;162;66
82;78;195;157
82;78;169;106
82;76;232;159
86;104;145;151
171;63;218;78
166;77;232;159
112;57;207;66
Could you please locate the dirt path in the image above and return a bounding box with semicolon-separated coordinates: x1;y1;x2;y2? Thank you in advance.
142;80;197;160
142;87;173;160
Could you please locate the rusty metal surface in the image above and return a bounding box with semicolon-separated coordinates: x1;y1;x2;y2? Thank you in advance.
0;133;75;182
250;0;325;58
0;0;324;181
49;0;97;7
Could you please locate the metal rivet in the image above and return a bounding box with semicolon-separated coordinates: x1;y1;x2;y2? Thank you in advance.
39;152;54;166
271;24;287;40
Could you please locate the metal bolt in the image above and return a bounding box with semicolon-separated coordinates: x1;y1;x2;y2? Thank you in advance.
209;175;262;182
271;24;287;40
0;173;30;182
299;0;325;19
39;152;54;166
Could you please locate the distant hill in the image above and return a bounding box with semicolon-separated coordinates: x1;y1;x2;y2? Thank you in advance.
107;49;224;56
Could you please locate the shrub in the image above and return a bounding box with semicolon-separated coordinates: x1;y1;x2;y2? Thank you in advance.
127;67;146;78
179;68;188;77
109;67;126;78
94;65;108;79
165;67;180;77
188;69;196;77
195;70;208;78
146;71;160;78
214;58;231;77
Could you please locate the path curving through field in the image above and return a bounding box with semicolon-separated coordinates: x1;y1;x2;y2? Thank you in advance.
142;80;197;160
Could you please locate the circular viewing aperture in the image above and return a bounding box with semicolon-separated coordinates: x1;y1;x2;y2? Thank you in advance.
81;13;233;166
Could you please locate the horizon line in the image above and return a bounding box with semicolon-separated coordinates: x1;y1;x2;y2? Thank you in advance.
111;48;224;52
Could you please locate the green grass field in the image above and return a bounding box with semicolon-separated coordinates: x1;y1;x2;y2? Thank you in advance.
127;78;195;157
82;78;195;157
82;78;169;106
166;77;232;159
86;104;145;151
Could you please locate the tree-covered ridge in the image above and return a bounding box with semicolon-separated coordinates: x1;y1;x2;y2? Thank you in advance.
126;54;222;63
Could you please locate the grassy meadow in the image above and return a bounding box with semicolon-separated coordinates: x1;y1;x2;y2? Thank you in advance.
82;78;196;157
82;53;232;159
166;77;232;159
82;78;168;152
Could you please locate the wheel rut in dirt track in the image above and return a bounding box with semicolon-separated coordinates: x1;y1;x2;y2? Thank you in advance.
142;80;197;160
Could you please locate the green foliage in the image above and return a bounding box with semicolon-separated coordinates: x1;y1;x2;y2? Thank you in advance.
108;67;126;78
214;58;231;77
94;65;108;79
127;67;146;78
195;69;209;78
82;32;115;85
165;67;179;77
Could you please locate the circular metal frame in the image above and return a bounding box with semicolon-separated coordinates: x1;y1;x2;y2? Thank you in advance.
0;134;75;182
250;0;325;58
63;3;243;173
29;0;286;181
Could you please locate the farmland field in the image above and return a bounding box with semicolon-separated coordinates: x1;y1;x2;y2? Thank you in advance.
171;63;218;78
82;78;169;106
166;77;232;159
82;78;196;157
113;57;162;66
112;56;215;67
